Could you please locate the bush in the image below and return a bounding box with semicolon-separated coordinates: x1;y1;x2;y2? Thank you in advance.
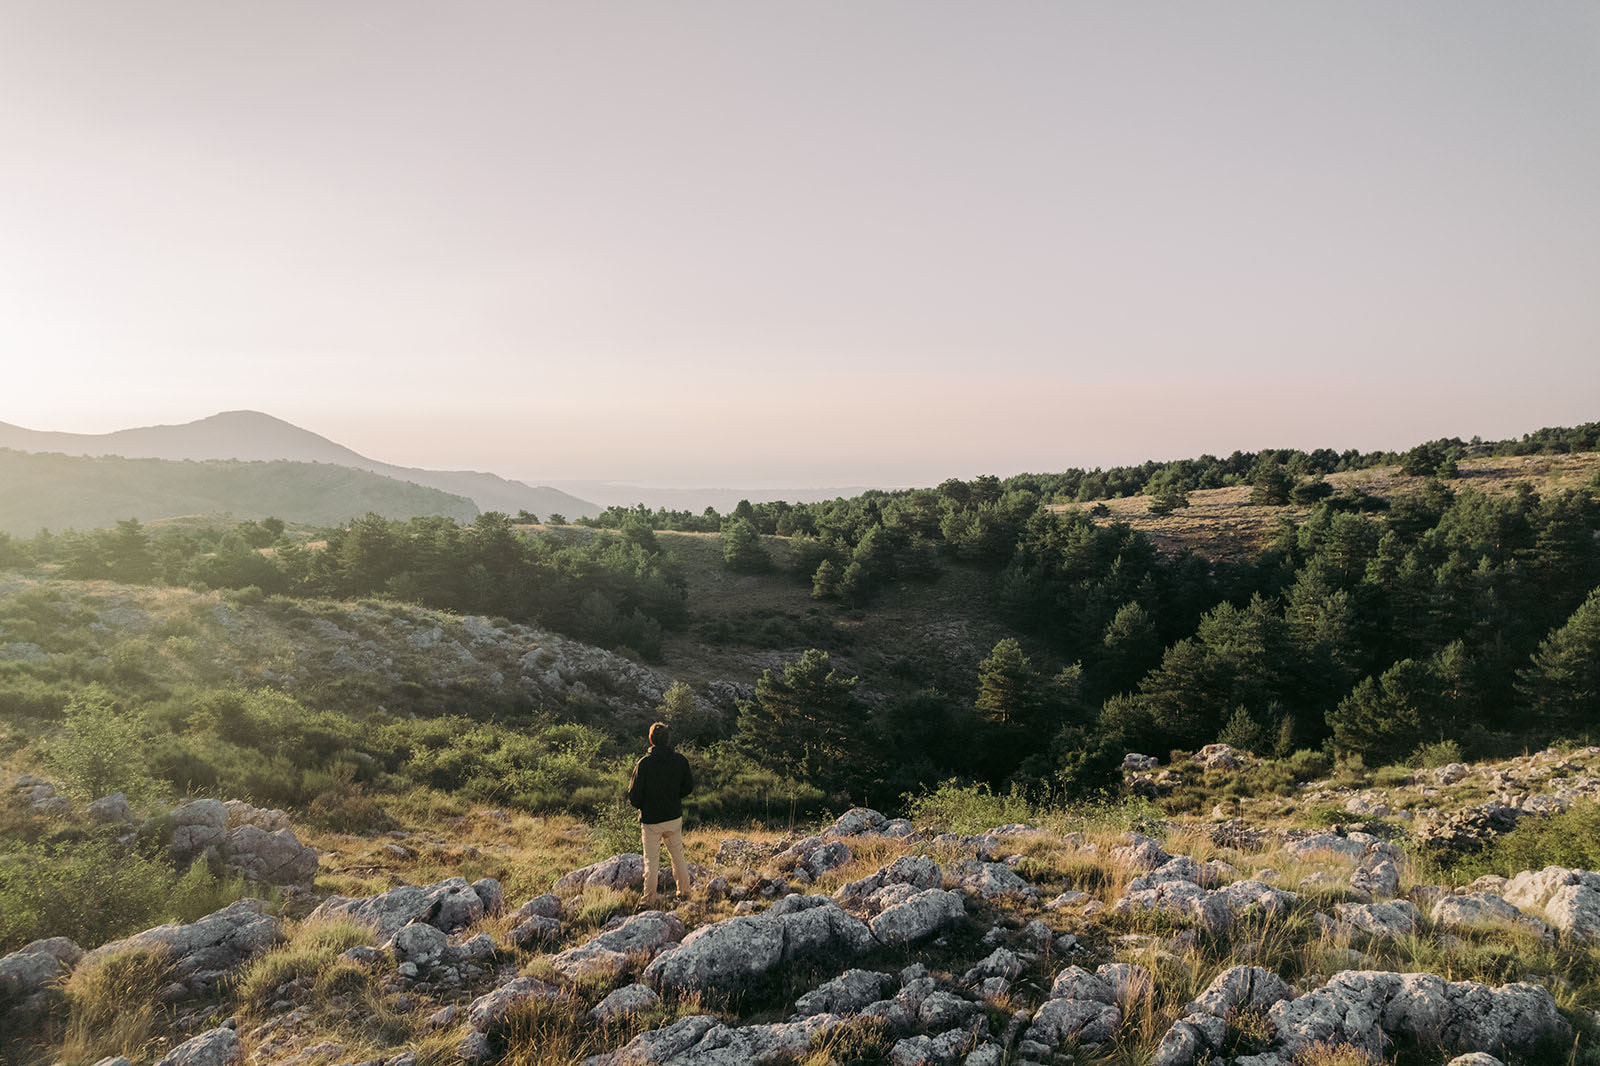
902;780;1035;835
1408;738;1464;768
0;838;250;953
45;686;161;803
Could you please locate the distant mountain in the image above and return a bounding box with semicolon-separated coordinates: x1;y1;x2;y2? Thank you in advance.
0;411;599;519
0;449;479;535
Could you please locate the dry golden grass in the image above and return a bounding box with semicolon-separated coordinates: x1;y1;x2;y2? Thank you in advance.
1050;451;1600;561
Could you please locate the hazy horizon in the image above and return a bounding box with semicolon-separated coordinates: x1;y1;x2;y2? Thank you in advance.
3;3;1597;487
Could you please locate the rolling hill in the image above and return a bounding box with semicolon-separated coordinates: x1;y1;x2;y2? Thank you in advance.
0;449;480;534
0;410;598;519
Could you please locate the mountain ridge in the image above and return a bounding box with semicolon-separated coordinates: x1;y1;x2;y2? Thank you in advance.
0;410;598;519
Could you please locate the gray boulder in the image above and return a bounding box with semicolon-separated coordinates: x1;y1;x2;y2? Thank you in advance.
1334;900;1422;938
1186;965;1294;1017
514;893;565;921
555;853;646;895
388;923;448;967
824;807;889;838
0;936;83;1012
220;824;319;887
869;889;966;947
510;915;563;949
584;1011;848;1066
835;856;942;912
82;899;276;994
946;860;1034;900
154;1026;240;1066
88;792;135;824
644;895;876;992
589;983;660;1024
1110;832;1170;871
1264;970;1570;1058
309;876;485;936
1504;865;1600;940
550;909;686;980
170;799;229;855
793;969;894;1017
467;975;563;1031
1431;893;1549;938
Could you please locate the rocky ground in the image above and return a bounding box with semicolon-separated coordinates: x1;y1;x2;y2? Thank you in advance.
6;747;1600;1066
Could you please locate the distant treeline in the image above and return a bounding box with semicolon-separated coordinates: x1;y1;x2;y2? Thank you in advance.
576;421;1600;532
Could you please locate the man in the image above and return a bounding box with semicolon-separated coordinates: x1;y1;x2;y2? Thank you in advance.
626;720;694;906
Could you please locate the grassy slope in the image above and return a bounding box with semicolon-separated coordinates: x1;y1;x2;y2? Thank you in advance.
1055;451;1600;562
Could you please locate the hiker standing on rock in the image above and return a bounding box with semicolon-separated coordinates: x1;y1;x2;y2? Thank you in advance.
627;721;694;906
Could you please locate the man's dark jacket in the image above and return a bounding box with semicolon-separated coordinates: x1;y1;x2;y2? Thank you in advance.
627;744;694;824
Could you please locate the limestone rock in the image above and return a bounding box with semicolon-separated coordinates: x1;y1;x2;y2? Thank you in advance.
589;983;660;1024
869;889;966;947
0;936;83;1013
170;798;229;855
83;900;277;994
467;975;562;1031
551;910;686;980
946;859;1034;899
514;893;565;921
309;876;485;936
88;792;135;824
1334;900;1422;938
555;853;646;895
824;807;889;838
154;1026;240;1066
1264;970;1569;1058
1431;893;1549;938
221;824;319;887
388;923;448;967
793;968;894;1017
1186;965;1294;1017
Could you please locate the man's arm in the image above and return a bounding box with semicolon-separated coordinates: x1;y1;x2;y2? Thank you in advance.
680;754;694;798
626;760;643;808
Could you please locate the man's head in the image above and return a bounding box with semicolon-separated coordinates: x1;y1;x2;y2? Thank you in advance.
649;721;671;748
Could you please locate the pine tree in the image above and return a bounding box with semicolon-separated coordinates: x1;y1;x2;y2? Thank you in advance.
1516;587;1600;738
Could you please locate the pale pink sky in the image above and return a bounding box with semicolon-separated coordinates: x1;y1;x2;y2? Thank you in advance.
2;3;1597;487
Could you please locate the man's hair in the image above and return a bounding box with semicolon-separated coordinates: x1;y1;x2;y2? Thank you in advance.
649;721;670;748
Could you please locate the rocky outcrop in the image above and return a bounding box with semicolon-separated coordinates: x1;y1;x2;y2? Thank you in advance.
1018;964;1127;1058
0;936;82;1016
551;910;686;980
643;894;876;992
583;1011;849;1066
82;899;278;996
154;1025;241;1066
1430;892;1550;939
1239;970;1570;1063
1153;965;1294;1066
868;889;966;947
167;798;318;887
1504;865;1600;940
309;877;499;936
835;856;942;913
1335;900;1422;938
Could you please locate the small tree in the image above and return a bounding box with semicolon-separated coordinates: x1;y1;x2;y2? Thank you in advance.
1517;586;1600;738
722;518;770;573
736;649;868;792
811;559;839;599
1251;459;1293;505
46;686;159;802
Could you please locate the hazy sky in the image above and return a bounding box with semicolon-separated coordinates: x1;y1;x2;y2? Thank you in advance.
2;3;1597;487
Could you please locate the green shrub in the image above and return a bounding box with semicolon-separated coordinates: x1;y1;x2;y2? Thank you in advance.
0;838;251;952
903;780;1036;835
45;686;161;803
1408;738;1464;768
